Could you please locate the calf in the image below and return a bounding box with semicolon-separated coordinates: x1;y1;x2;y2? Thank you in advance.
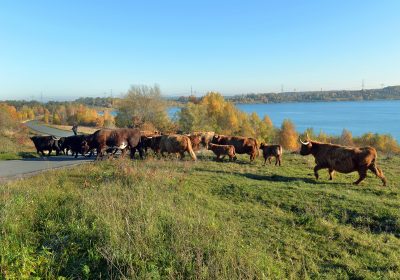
212;135;258;161
207;143;237;161
260;143;283;166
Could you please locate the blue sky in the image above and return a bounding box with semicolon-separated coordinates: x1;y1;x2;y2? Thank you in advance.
0;0;399;100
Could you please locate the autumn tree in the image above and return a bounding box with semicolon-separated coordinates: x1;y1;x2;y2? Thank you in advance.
339;129;354;146
43;109;50;123
115;85;171;131
279;119;298;151
52;112;61;125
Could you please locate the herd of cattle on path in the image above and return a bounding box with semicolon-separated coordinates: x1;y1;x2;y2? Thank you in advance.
30;128;387;186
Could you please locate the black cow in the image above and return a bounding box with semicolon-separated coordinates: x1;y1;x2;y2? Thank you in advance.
60;135;88;158
30;135;62;156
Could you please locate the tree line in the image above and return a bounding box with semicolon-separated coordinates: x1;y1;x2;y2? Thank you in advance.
114;85;400;154
173;86;400;104
226;86;400;104
1;85;399;155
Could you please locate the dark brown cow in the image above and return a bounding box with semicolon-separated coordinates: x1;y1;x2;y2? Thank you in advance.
299;137;387;186
159;134;197;161
84;128;143;160
212;135;259;161
260;143;283;166
207;143;237;161
140;135;163;155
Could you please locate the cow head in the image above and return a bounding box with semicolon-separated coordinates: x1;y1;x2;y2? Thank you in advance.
260;142;266;149
299;137;312;155
212;135;221;144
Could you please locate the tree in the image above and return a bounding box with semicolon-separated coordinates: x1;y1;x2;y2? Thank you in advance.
115;85;171;130
43;109;50;124
339;129;354;146
52;112;61;125
279;119;298;151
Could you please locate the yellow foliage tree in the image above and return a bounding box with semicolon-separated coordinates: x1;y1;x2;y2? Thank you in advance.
279;119;298;151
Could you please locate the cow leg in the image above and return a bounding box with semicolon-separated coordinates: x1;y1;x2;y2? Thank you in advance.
368;164;387;186
314;165;323;180
278;156;282;166
275;157;279;166
179;151;185;160
48;149;52;156
354;168;368;185
130;148;136;159
138;147;144;160
268;157;272;164
96;147;103;160
263;157;267;165
328;168;335;180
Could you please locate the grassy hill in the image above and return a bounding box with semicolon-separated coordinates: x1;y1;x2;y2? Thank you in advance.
1;152;399;279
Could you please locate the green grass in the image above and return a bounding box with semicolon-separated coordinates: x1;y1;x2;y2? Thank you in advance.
0;135;37;160
0;152;399;279
0;151;38;160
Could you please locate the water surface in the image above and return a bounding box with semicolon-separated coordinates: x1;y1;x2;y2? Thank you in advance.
169;100;400;141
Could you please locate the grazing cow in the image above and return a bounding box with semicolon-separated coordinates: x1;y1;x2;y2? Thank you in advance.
60;135;88;158
207;143;237;161
30;135;62;156
159;134;197;161
299;137;387;186
260;143;283;166
212;135;259;161
84;128;143;160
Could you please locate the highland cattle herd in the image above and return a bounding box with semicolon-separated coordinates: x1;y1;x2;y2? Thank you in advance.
30;128;387;186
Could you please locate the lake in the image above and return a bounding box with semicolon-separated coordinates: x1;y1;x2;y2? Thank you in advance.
168;100;400;141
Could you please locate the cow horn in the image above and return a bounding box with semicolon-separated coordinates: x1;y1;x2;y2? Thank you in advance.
299;137;309;145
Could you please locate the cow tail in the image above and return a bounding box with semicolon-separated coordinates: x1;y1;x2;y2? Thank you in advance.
186;138;197;161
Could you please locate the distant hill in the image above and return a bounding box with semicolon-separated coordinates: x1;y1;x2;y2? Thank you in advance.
226;86;400;104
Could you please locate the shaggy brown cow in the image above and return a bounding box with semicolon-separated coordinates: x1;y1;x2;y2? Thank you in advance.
212;135;258;161
260;143;283;166
193;131;215;148
159;134;197;161
186;134;202;151
84;128;143;160
207;143;237;161
299;137;386;186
